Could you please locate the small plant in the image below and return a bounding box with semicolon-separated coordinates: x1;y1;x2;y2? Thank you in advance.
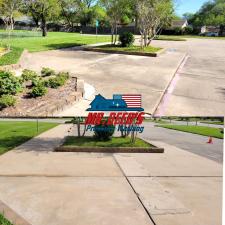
0;70;22;95
21;69;38;81
41;67;56;77
0;94;16;109
31;83;47;97
46;72;69;88
119;32;135;47
94;120;115;141
31;77;43;87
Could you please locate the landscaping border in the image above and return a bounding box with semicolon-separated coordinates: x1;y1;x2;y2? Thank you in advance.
82;46;166;57
0;199;31;225
55;146;164;153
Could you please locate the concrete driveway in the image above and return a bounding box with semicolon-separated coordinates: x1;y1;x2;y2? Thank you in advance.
20;43;185;115
19;37;225;116
0;124;222;225
154;38;225;116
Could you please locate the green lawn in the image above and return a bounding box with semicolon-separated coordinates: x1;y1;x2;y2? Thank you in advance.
200;121;224;125
95;44;161;53
0;121;58;155
0;31;110;65
0;213;13;225
63;136;152;147
157;124;223;139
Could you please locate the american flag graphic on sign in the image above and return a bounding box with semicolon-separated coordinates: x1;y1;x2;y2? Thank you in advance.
122;94;142;108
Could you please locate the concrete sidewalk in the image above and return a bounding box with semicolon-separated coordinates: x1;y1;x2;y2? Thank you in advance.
0;127;222;225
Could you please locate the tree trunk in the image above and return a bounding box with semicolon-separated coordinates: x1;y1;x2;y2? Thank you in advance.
41;16;47;37
114;24;118;45
111;26;114;45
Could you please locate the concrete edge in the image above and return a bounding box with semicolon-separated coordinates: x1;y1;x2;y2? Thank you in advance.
82;46;163;57
151;53;188;116
55;146;164;153
0;199;31;225
0;49;27;71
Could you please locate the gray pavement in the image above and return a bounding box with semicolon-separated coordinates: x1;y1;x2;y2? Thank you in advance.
141;122;224;163
153;38;225;116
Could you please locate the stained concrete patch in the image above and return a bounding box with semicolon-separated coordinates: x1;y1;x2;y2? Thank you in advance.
128;177;190;215
0;152;123;177
151;177;222;225
0;177;153;225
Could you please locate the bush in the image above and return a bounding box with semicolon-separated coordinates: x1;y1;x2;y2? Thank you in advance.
31;83;47;97
31;77;44;87
46;72;69;88
184;26;193;35
21;69;38;81
0;94;16;109
119;32;135;47
41;67;56;77
94;120;115;141
0;70;22;95
174;27;183;35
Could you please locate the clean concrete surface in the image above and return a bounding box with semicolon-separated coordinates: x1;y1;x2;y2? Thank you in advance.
114;141;222;177
129;177;222;225
0;125;223;225
20;45;185;115
0;177;153;225
153;38;225;116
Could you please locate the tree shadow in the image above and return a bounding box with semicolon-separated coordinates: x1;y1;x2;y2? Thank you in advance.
45;43;85;51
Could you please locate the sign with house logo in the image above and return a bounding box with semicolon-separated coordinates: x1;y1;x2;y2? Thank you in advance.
84;94;145;134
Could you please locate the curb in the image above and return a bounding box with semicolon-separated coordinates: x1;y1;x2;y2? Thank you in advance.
82;46;165;57
0;49;28;71
152;53;188;116
0;199;31;225
55;146;164;153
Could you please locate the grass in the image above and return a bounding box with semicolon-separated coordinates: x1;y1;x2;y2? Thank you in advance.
63;136;152;148
0;30;110;65
157;124;223;139
144;118;169;124
96;44;161;53
0;47;23;66
0;121;58;155
0;213;13;225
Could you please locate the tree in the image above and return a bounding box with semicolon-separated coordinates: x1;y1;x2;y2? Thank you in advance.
188;0;225;35
59;0;82;30
22;0;61;37
136;0;174;48
0;0;21;49
101;0;131;45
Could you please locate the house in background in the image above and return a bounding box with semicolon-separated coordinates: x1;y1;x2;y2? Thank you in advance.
170;20;188;29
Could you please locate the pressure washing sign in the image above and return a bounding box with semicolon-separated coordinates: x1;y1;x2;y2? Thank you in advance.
85;94;145;133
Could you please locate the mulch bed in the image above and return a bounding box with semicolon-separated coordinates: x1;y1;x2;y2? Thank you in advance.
0;78;82;117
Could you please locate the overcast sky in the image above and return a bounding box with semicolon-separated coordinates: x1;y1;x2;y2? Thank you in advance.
175;0;208;17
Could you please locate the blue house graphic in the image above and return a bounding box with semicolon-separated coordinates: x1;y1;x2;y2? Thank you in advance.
87;94;144;111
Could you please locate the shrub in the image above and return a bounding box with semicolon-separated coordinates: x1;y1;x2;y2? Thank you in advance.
184;26;193;35
0;94;16;109
41;67;56;77
31;77;44;87
94;120;115;141
31;83;47;97
21;69;38;81
46;72;69;88
174;27;183;35
119;32;135;47
0;70;22;95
